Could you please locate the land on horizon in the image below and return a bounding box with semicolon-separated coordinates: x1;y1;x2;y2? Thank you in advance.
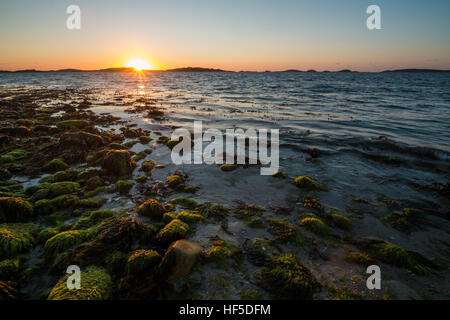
1;67;449;73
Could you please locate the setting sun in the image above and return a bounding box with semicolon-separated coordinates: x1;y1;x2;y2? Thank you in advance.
125;58;153;71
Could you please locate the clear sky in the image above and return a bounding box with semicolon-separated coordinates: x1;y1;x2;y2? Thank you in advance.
0;0;449;71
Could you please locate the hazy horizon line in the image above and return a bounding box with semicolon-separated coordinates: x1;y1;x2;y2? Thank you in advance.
1;66;449;73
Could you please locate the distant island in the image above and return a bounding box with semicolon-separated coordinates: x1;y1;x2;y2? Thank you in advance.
0;67;449;73
0;67;228;73
164;67;228;72
381;68;450;73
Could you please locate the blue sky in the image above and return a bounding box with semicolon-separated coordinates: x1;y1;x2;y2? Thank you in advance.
0;0;449;71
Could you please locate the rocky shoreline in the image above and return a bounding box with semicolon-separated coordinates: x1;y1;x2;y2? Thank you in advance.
0;87;448;300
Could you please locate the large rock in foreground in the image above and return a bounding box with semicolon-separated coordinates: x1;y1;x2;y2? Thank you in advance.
48;266;112;300
158;239;202;280
51;216;145;270
102;149;134;176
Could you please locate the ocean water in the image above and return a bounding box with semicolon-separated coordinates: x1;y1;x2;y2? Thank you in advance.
1;71;449;298
1;71;449;151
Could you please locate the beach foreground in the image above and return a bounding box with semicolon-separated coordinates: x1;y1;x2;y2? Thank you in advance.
0;71;449;300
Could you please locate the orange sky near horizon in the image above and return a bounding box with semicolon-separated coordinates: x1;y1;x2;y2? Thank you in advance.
0;1;449;72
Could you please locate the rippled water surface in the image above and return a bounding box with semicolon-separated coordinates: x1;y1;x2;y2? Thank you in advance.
2;71;450;149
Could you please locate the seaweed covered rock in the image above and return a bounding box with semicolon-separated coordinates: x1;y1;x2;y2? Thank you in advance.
166;174;184;188
115;180;134;195
204;240;241;269
267;218;305;246
137;199;165;220
370;243;432;275
56;120;90;131
0;149;28;164
158;239;202;280
253;254;320;299
329;213;352;230
84;176;104;191
299;217;329;236
243;238;281;266
133;150;148;162
196;202;229;220
78;169;103;181
124;140;138;148
0;197;33;223
59;131;104;149
176;211;206;224
136;175;147;183
0;181;23;198
139;135;152;144
0;223;37;259
48;266;112;300
37;227;60;244
71;209;115;229
141;160;155;173
102;149;134;176
126;249;161;276
382;208;422;233
48;182;80;197
43;159;69;173
78;197;107;209
51;170;79;183
294;175;326;191
156;219;189;244
34;194;79;215
345;250;374;266
44;230;89;258
25;183;51;197
168;197;198;209
58;216;145;268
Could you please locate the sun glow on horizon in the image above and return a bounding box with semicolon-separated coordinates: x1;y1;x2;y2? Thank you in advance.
125;58;153;71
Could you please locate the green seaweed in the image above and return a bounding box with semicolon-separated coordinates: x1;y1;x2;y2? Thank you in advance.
126;249;161;275
253;254;319;299
137;199;165;220
47;266;112;300
44;159;69;173
44;230;89;258
115;180;134;195
0;223;37;259
0;149;28;164
157;219;189;244
294;175;327;191
299;217;329;236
